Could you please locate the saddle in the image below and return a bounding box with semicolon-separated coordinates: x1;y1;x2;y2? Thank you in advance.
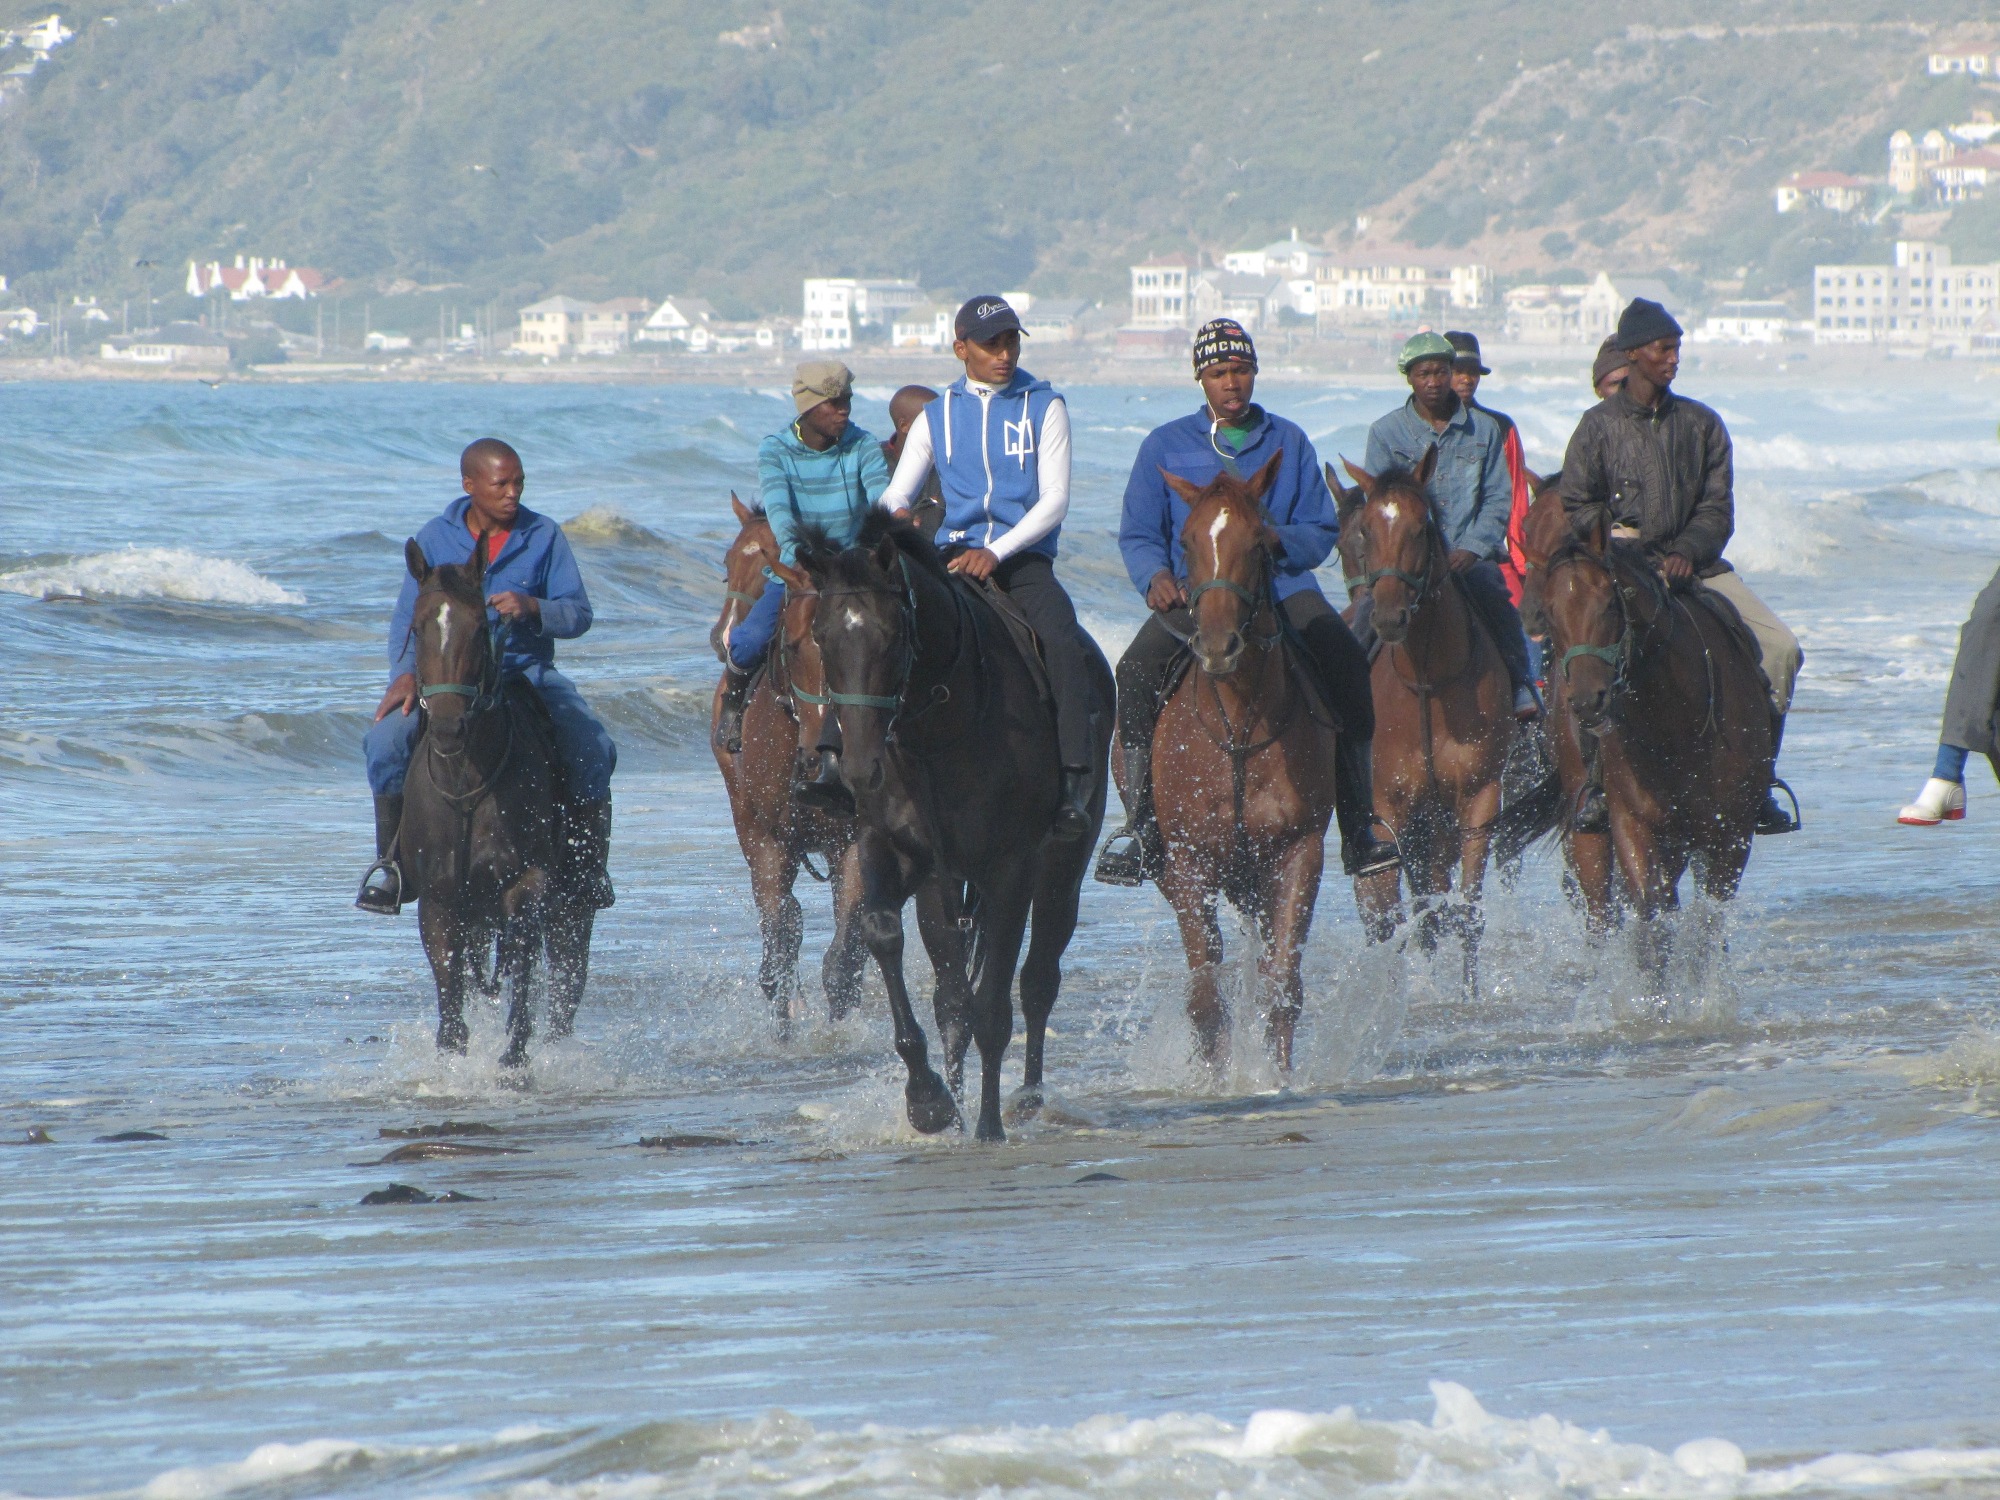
1682;577;1769;691
964;576;1055;709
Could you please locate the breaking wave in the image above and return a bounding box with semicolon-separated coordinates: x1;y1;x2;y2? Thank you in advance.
0;548;304;607
50;1382;2000;1500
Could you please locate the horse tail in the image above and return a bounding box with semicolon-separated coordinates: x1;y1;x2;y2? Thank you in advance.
1492;758;1565;873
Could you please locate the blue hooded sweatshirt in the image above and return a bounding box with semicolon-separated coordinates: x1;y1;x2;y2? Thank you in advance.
386;497;591;686
1119;405;1339;603
925;368;1064;559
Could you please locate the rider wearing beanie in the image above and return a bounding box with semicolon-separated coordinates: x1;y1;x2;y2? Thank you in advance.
873;295;1097;840
1558;297;1802;835
1095;319;1399;886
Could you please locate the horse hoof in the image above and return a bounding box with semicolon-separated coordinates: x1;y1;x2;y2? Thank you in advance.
975;1111;1007;1144
1004;1087;1044;1125
498;1046;528;1071
436;1027;469;1055
905;1072;961;1135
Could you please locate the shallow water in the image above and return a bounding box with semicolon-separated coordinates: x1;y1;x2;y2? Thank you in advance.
8;373;2000;1498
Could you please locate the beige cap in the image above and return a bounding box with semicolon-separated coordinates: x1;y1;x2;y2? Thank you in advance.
792;360;853;414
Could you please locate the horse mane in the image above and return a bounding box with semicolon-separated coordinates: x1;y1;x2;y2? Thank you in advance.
1544;513;1663;604
798;509;949;589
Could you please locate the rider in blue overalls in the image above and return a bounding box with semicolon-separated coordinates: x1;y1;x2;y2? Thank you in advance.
355;439;616;914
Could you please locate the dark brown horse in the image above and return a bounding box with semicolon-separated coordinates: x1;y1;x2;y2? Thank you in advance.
1332;454;1537;995
710;499;866;1034
1140;455;1337;1073
1539;506;1772;989
400;539;594;1066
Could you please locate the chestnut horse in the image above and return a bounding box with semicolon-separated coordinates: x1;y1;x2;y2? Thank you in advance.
1139;454;1338;1073
1332;453;1549;996
710;496;866;1035
1539;506;1772;990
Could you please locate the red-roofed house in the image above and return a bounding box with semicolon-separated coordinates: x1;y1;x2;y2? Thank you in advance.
186;256;328;300
1933;148;2000;201
1774;172;1871;214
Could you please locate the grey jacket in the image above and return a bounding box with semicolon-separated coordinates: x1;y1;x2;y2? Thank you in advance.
1558;388;1735;575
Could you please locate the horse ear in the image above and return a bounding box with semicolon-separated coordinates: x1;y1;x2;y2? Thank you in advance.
1572;504;1610;554
872;530;901;574
1158;466;1204;505
731;490;753;525
1413;445;1439;489
769;558;809;591
1327;459;1364;517
1339;457;1379;499
405;539;430;584
1246;448;1284;503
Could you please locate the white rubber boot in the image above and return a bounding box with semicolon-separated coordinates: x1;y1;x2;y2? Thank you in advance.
1898;778;1966;826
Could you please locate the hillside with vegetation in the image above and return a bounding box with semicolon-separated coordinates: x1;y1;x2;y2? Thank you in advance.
1;0;1997;319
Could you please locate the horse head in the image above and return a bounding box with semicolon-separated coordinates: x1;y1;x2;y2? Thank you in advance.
798;511;935;803
1163;449;1284;677
714;491;776;664
1517;470;1567;635
1327;460;1368;591
1542;506;1664;736
1340;448;1440;645
405;535;494;751
765;555;828;750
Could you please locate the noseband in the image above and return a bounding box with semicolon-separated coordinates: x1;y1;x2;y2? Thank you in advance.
1356;490;1441;614
415;592;506;717
1184;527;1280;651
808;556;924;717
1547;550;1657;701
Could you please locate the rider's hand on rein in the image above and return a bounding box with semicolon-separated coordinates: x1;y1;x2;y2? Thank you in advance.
1147;570;1189;612
1447;549;1481;574
487;590;540;622
1658;554;1695;586
947;548;1001;581
375;672;418;721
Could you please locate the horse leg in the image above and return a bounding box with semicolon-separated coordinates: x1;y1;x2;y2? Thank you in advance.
1568;829;1619;939
419;898;469;1054
1455;783;1501;1002
498;870;550;1069
913;880;976;1095
966;876;1033;1144
1159;854;1228;1071
1258;836;1324;1074
1609;819;1677;997
857;837;957;1135
745;835;803;1039
1013;862;1086;1117
545;900;595;1039
822;842;869;1023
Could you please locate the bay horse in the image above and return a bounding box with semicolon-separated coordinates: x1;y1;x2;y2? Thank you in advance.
1332;453;1552;995
401;538;594;1066
797;513;1113;1142
1539;506;1772;989
710;495;867;1035
1142;453;1337;1073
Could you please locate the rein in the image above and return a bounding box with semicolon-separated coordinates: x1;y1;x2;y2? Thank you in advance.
1545;548;1717;736
413;592;515;808
1366;497;1487;795
813;555;969;731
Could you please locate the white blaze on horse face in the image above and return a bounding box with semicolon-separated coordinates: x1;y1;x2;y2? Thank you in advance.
1381;501;1401;524
434;599;454;661
843;605;866;631
1207;507;1231;572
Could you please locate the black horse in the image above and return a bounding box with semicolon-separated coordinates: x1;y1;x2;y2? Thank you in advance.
798;513;1113;1142
400;538;595;1067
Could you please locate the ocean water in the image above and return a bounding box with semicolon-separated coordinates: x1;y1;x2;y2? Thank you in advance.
8;371;2000;1498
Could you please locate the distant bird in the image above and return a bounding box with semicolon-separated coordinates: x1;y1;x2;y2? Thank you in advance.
467;164;500;180
1669;94;1711;107
1726;135;1764;147
133;258;157;268
1226;156;1253;172
198;377;224;389
823;188;847;200
1635;135;1678;146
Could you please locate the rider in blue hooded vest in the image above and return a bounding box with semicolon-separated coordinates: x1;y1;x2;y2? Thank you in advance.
354;439;616;915
854;295;1094;839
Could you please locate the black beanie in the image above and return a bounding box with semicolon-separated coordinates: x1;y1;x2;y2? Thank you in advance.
1192;318;1257;375
1616;297;1682;351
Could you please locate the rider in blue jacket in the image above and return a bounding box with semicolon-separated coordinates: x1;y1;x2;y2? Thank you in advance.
866;295;1095;839
1095;319;1398;886
355;439;617;914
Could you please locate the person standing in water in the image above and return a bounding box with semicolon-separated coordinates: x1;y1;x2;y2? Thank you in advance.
1896;572;2000;824
714;361;890;758
1558;297;1801;835
1096;318;1398;885
873;294;1097;838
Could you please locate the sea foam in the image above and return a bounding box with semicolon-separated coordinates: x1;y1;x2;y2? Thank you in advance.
0;547;304;607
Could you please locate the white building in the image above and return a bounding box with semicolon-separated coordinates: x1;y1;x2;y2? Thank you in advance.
1814;241;2000;347
686;320;778;354
1932;147;2000;201
1504;272;1674;344
636;295;716;344
1928;48;1994;76
1690;301;1795;344
579;297;651;354
1774;171;1870;214
186;256;327;300
1020;297;1089;342
1889;129;1954;195
801;277;923;351
98;322;229;367
1129;259;1192;330
1191;270;1286;331
514;295;592;356
891;303;952;349
1314;250;1490;329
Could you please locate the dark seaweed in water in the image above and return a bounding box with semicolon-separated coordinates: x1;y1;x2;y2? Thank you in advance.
379;1121;503;1139
359;1183;485;1206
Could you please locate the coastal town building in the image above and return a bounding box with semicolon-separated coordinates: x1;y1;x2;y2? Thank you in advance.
1928;47;1995;76
1931;148;2000;201
635;296;716;344
1690;301;1796;344
97;322;229;367
0;13;72;92
891;304;952;350
683;320;778;354
579;297;652;354
800;278;924;351
1128;259;1192;331
1191;270;1287;331
1314;250;1490;330
1774;172;1871;214
1020;297;1089;342
186;256;328;300
1813;240;2000;348
514;296;593;356
1504;272;1673;344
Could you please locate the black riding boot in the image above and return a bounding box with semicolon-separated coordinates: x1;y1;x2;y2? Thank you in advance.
1574;736;1609;834
1053;766;1092;843
1333;738;1402;878
1757;710;1800;835
1095;744;1160;886
794;726;855;815
570;798;615;908
714;666;753;754
355;793;405;915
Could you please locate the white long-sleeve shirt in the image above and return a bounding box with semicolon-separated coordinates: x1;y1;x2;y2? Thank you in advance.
878;380;1071;562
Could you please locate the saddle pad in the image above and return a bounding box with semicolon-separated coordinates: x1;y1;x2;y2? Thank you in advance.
1159;623;1343;734
1683;580;1767;686
969;577;1054;708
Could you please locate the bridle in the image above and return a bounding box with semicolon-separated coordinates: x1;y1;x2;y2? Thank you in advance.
412;589;514;804
1355;486;1441;619
1545;548;1658;707
1181;512;1283;655
808;554;967;736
